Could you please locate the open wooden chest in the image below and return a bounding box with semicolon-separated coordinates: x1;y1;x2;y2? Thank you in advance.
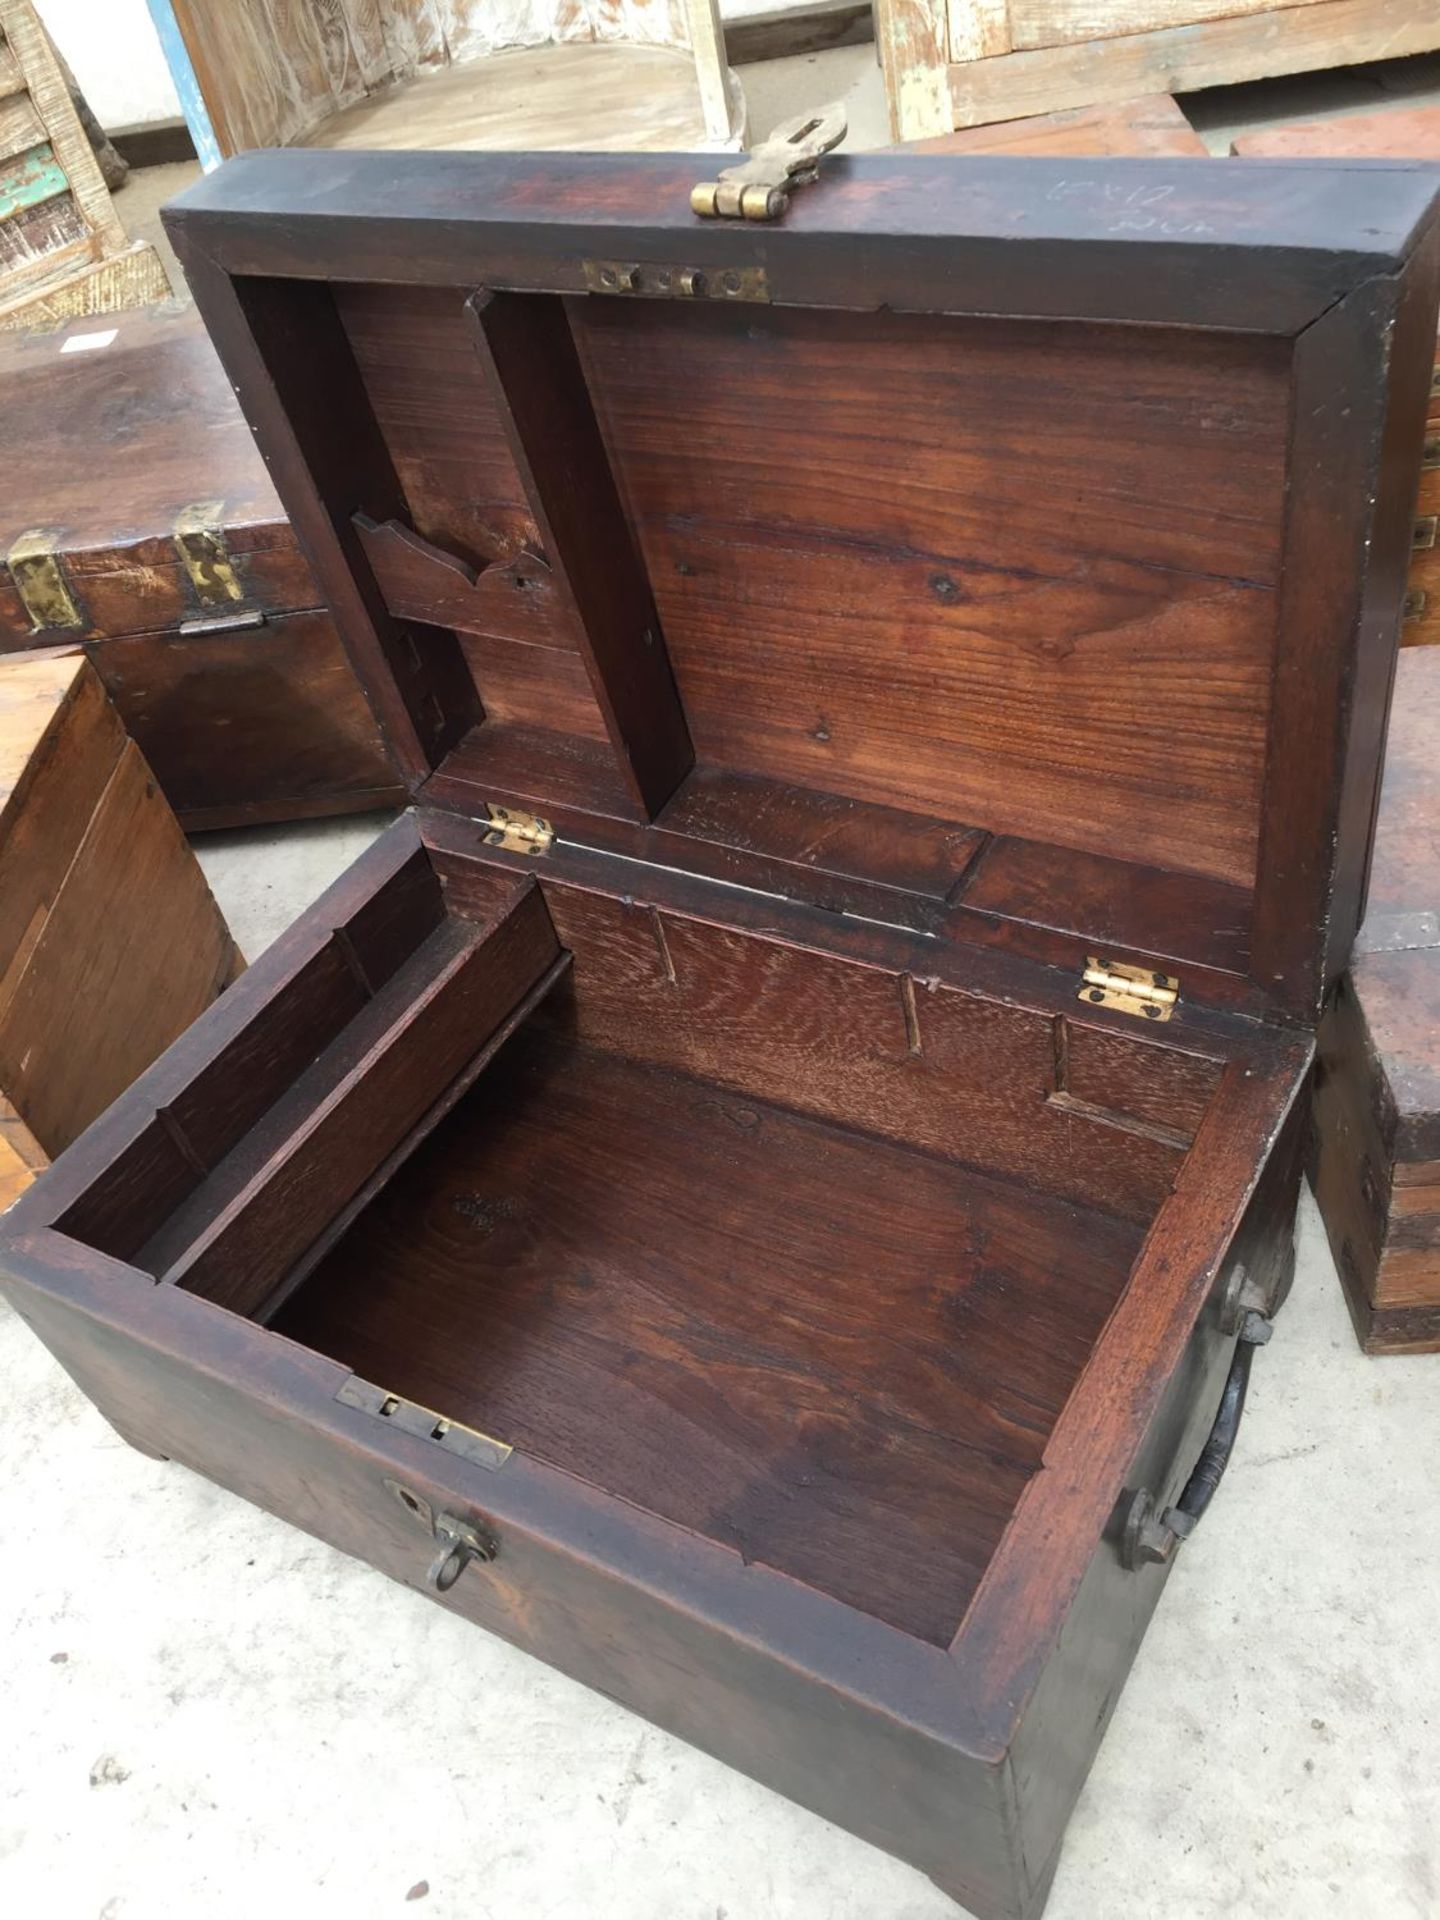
2;150;1437;1918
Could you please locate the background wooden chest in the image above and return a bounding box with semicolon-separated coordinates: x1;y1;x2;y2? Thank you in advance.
0;649;240;1205
0;306;405;829
2;149;1436;1920
1313;645;1440;1352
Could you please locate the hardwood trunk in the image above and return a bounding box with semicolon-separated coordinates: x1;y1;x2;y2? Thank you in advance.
2;149;1437;1918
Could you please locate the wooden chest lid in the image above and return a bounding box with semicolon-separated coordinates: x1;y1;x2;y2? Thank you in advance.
0;307;306;645
165;148;1440;1027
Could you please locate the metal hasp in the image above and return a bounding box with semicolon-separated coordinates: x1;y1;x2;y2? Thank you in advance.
1079;956;1180;1022
691;103;847;222
480;803;554;855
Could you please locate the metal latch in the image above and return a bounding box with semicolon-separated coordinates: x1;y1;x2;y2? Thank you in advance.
691;103;847;222
480;802;554;855
1079;956;1179;1023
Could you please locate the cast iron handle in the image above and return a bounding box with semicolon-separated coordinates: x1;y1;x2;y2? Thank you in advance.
1120;1272;1272;1572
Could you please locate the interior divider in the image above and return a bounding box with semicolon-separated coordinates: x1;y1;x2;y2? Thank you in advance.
135;881;565;1318
466;288;694;820
178;253;483;785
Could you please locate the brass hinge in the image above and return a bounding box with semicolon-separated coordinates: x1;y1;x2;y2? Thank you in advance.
1415;515;1437;551
583;259;769;303
7;528;83;632
691;102;846;222
173;500;245;611
1079;956;1179;1023
480;802;553;855
1406;587;1428;623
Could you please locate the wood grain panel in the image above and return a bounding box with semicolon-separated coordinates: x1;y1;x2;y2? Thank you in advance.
899;91;1206;155
1008;0;1299;53
334;281;541;572
275;1030;1145;1646
580;299;1288;885
0;736;240;1154
947;0;1440;128
534;885;1188;1219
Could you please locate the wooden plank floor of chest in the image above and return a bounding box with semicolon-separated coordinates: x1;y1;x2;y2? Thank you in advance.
2;148;1436;1920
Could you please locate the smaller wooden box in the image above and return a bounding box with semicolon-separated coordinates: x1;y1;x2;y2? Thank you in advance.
0;308;406;828
1313;646;1440;1353
0;651;242;1206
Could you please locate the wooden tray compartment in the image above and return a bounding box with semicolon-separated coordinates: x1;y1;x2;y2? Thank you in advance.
46;810;1229;1656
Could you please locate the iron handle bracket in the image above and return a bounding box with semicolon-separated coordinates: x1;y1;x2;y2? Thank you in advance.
1120;1288;1272;1573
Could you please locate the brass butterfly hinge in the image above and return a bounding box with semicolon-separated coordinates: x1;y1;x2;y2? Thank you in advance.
691;103;847;222
480;802;554;855
1079;956;1179;1023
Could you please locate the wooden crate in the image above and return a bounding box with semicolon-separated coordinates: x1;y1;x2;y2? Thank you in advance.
0;0;169;330
876;0;1440;140
0;651;242;1208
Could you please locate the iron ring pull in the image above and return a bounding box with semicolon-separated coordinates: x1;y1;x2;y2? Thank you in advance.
425;1514;499;1591
1121;1279;1272;1572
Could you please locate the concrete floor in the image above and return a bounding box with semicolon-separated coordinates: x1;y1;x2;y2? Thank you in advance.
1;811;1438;1920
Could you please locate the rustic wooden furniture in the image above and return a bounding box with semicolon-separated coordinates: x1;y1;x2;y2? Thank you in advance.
158;0;743;161
1230;101;1440;649
896;91;1209;156
0;650;241;1209
0;0;169;331
2;150;1436;1919
1313;646;1440;1354
0;305;404;829
875;0;1440;142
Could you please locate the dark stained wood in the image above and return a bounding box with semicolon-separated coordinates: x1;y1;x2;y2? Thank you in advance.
92;611;402;829
530;884;1188;1223
467;290;693;820
0;151;1432;1920
1252;229;1440;1020
275;1029;1146;1648
1312;647;1440;1352
576;296;1288;891
0;306;401;829
163;147;1440;335
333;281;538;573
354;514;565;647
172;251;481;788
144;890;562;1315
